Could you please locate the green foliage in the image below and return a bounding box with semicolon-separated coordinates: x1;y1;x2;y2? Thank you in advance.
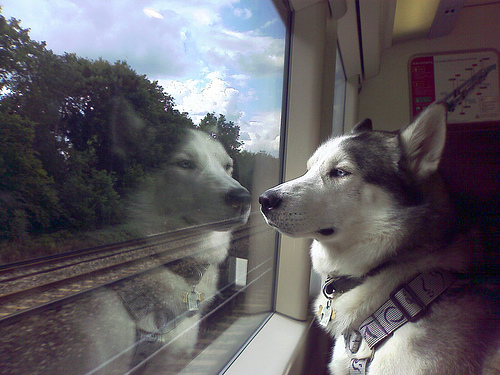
0;13;47;94
234;150;278;191
58;139;122;230
199;113;243;159
0;12;191;241
0;11;257;253
0;111;60;239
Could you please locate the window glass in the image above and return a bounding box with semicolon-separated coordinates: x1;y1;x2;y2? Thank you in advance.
332;47;347;136
309;46;347;301
0;1;288;373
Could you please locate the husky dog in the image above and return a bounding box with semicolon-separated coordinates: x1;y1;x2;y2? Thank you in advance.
1;129;251;375
112;128;252;372
260;103;500;374
134;129;251;236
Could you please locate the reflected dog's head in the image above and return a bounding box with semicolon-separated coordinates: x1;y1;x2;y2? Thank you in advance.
260;103;452;277
136;129;251;233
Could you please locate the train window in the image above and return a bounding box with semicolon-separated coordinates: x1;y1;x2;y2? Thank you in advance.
0;1;289;373
332;47;347;136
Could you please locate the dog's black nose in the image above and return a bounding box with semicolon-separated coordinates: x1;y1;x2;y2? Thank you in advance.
225;187;251;208
259;191;282;214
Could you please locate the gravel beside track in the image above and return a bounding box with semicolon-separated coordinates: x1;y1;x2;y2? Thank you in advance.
0;219;264;323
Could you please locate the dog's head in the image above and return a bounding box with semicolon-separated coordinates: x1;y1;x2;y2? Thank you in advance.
260;103;450;276
137;129;251;233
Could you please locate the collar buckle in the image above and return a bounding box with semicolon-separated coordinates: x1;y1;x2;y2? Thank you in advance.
323;276;364;299
322;277;337;299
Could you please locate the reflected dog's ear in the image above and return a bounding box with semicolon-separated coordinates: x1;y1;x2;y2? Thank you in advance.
351;118;372;133
399;102;447;179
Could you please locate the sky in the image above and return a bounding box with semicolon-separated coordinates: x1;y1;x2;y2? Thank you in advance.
0;0;286;156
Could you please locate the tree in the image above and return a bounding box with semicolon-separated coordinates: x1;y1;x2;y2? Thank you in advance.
0;111;60;239
0;10;194;240
58;138;122;230
198;113;242;159
0;13;47;95
56;57;192;191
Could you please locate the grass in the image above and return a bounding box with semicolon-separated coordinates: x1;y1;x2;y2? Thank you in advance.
0;224;141;265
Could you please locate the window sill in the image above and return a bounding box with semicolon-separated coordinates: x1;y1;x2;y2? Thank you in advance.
178;312;310;374
222;313;311;375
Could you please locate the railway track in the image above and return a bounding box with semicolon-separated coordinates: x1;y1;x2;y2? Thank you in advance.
0;215;268;323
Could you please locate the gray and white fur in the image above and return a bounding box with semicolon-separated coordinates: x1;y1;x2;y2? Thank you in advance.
260;103;500;374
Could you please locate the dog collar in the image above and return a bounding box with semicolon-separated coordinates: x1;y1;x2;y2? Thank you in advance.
323;276;364;298
168;257;210;313
318;276;364;328
168;257;210;286
115;258;211;370
322;260;392;299
344;269;456;375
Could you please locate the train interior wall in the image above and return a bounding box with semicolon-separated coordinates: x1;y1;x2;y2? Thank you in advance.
357;2;500;130
294;3;500;373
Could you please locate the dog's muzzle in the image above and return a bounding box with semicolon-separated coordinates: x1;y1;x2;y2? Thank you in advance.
225;187;252;226
225;187;252;211
210;187;251;231
259;189;336;237
258;190;282;216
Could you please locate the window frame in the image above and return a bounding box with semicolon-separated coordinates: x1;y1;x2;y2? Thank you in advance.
223;2;344;372
0;1;291;374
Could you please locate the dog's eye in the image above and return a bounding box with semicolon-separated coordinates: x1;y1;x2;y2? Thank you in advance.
224;163;233;172
177;159;196;169
329;168;350;178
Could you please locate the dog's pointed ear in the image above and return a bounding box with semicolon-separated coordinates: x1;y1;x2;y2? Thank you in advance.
399;102;447;179
351;118;372;133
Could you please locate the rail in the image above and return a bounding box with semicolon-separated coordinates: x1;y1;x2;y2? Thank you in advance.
0;214;268;324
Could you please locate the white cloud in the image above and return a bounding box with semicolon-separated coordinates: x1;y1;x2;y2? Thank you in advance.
239;110;282;156
230;73;251;87
147;1;285;77
196;27;285;77
234;8;252;20
158;73;282;156
143;8;164;19
3;0;285;80
262;18;278;30
149;0;239;26
158;70;242;124
192;9;215;25
2;0;286;157
2;0;191;77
